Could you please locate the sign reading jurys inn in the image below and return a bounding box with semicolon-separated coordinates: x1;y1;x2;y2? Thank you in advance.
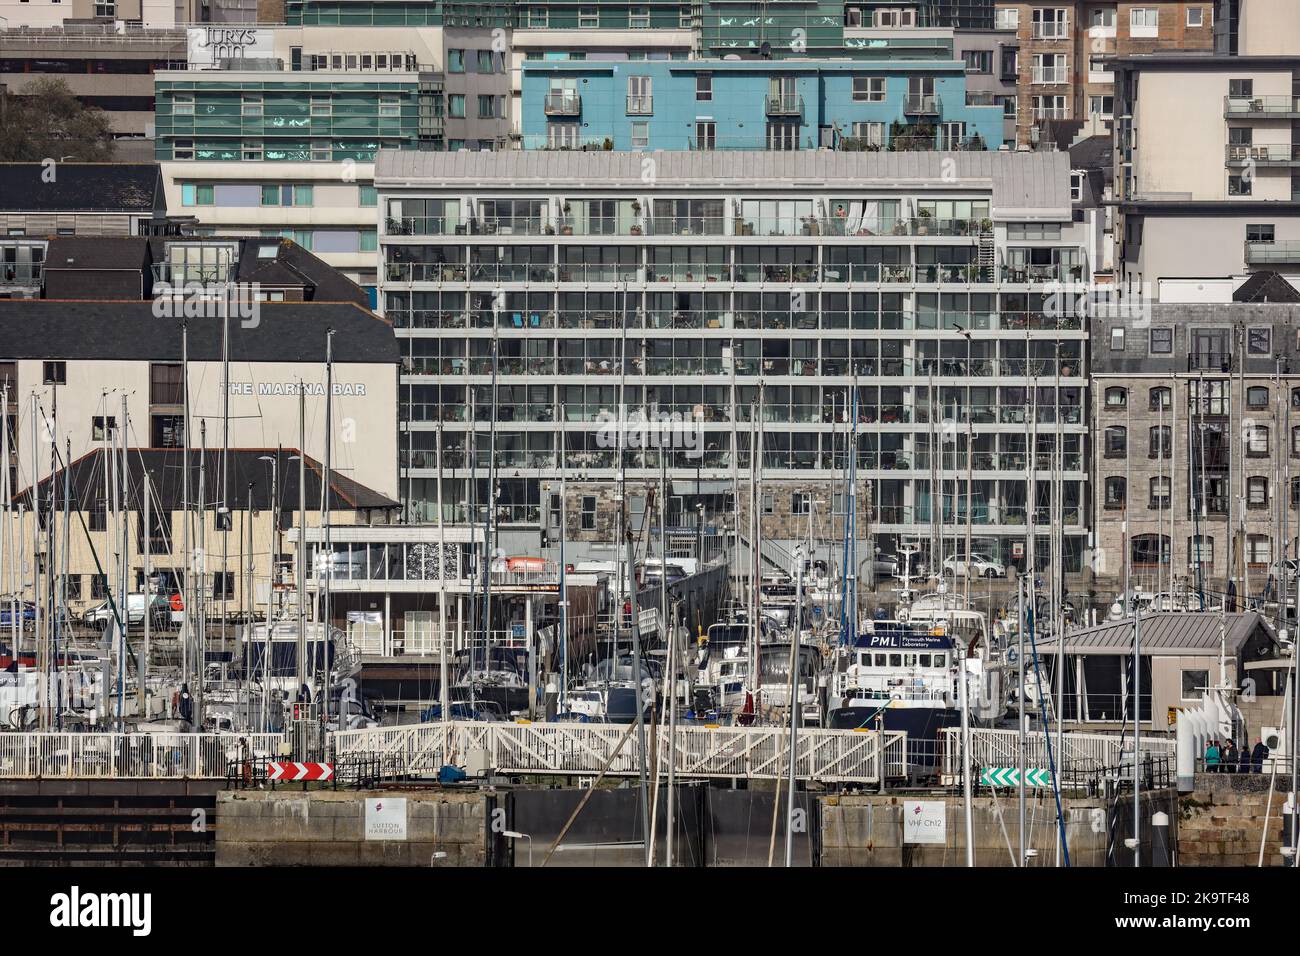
186;27;276;68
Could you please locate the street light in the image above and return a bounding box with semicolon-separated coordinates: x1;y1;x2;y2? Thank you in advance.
502;829;533;867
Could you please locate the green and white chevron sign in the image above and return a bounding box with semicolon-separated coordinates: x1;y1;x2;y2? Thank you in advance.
979;767;1052;787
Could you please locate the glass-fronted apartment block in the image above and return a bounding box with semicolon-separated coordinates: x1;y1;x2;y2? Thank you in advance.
375;149;1091;572
522;58;1008;150
284;0;516;27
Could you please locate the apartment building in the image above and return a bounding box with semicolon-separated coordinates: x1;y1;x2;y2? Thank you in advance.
1112;40;1300;296
375;148;1091;574
993;2;1215;145
1091;303;1300;607
521;56;1007;150
0;234;397;497
0;0;256;29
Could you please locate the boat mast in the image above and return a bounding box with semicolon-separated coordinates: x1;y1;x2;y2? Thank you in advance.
295;385;307;732
321;329;335;726
558;404;567;712
119;394;130;730
29;393;42;728
181;323;191;714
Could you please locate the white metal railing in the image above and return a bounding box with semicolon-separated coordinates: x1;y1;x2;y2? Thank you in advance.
0;733;287;779
332;721;907;783
940;727;1175;778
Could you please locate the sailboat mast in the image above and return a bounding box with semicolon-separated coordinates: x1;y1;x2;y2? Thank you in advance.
321;329;335;726
29;393;42;728
181;324;191;707
296;385;307;714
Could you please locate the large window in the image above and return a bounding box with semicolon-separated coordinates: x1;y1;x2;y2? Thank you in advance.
852;77;886;102
1104;476;1126;508
1104;425;1126;458
1131;534;1170;566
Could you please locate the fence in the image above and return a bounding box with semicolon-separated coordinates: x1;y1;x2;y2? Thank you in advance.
331;721;908;784
0;733;288;779
940;727;1176;780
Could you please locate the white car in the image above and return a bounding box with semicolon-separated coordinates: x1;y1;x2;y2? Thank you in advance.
942;553;1005;579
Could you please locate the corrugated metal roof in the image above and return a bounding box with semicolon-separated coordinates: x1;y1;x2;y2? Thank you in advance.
375;149;1071;217
1048;613;1275;657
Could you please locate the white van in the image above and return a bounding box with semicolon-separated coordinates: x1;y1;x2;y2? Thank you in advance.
82;593;169;630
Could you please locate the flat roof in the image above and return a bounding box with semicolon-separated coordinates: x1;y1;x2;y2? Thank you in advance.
375;149;1072;218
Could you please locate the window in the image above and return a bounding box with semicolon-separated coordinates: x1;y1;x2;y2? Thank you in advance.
963;51;992;74
579;6;598;27
528;7;548;27
43;361;66;385
242;142;263;162
1131;534;1170;566
1129;8;1159;35
994;8;1019;30
1149;476;1171;508
1149;387;1172;411
477;50;494;73
1181;669;1209;700
1149;426;1171;458
580;495;596;530
379;93;401;118
448;49;464;72
1147;327;1174;355
181;183;214;207
680;5;692;28
310;95;331;117
1110;327;1125;350
694;121;716;150
140;508;172;555
150;363;183;405
1229;79;1254;98
173;139;194;161
852;76;885;102
173;93;194;116
1247;535;1272;566
1248;327;1271;355
91;416;116;442
1229;175;1252;196
478;95;497;119
792;492;811;516
1247;425;1270;456
1248;476;1269;508
851;122;885;147
1188;536;1213;569
1293;476;1300;508
1032;8;1069;38
762;493;775;515
631;122;650;150
1091;8;1115;28
1070;171;1085;202
1187;7;1204;28
1088;95;1114;118
1247;224;1275;244
766;122;801;151
629;5;649;28
62;575;81;601
1104;476;1126;508
627;76;652;114
696;73;712;101
1105;386;1127;408
242;94;262;118
1104;425;1127;458
1247;385;1269;409
91;574;109;599
359;185;377;207
311;140;331;162
449;95;466;118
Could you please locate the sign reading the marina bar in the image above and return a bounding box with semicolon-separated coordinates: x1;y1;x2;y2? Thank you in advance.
903;800;946;845
365;798;408;841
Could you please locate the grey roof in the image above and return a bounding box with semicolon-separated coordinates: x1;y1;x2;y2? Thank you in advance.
0;301;397;364
1050;613;1277;657
375;149;1072;218
0;163;163;213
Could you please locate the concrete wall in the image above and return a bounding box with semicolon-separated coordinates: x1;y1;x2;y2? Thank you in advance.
215;788;487;866
1178;771;1294;866
1238;0;1300;54
819;790;1175;866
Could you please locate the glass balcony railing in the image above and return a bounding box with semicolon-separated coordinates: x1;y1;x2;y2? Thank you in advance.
903;94;941;115
765;94;804;116
626;94;653;115
1245;240;1300;264
1226;143;1300;164
543;92;582;115
1224;95;1300;116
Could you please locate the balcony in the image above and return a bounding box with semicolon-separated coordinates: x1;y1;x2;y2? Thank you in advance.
1224;95;1300;118
765;94;804;117
626;94;653;115
0;263;41;286
1030;22;1070;40
1245;240;1300;265
543;92;582;116
1226;143;1300;166
903;94;941;116
1031;67;1068;85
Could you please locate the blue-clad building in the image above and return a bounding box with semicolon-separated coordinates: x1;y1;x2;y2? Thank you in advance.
522;58;1007;151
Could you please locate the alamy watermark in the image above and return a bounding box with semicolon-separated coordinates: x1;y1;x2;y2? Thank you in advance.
595;409;705;459
152;281;262;329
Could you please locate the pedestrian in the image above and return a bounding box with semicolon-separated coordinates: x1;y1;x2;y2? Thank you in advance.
1222;739;1237;774
1251;737;1270;773
1205;738;1220;773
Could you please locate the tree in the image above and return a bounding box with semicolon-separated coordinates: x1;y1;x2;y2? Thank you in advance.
0;78;117;162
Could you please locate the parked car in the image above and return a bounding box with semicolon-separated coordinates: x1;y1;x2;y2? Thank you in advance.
871;553;899;579
942;553;1006;578
82;594;169;631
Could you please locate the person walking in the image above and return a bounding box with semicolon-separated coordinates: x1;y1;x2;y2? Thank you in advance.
1205;739;1221;773
1222;739;1237;774
1251;737;1270;774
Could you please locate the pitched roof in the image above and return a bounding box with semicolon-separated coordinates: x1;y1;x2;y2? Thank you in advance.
0;163;163;214
43;237;151;272
14;448;399;513
0;300;397;364
1050;613;1279;657
375;149;1073;219
1234;270;1300;303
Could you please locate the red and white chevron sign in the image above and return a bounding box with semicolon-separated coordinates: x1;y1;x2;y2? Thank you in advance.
267;761;334;782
